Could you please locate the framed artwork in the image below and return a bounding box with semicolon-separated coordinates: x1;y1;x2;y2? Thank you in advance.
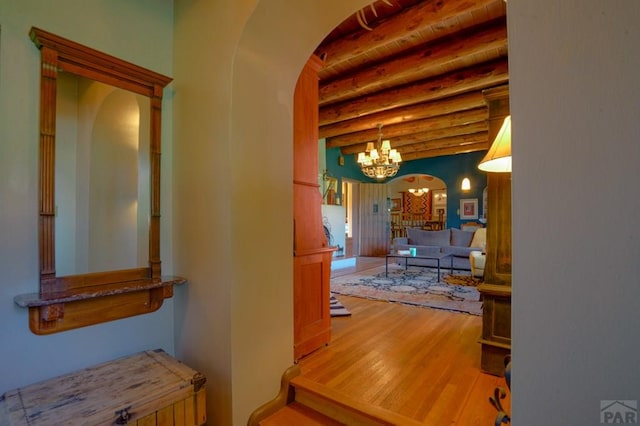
390;198;402;212
460;198;478;220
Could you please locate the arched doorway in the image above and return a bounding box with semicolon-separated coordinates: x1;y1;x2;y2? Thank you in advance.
388;173;448;238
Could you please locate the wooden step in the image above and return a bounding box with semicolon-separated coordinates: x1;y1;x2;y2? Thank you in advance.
259;401;343;425
288;376;424;426
249;364;424;426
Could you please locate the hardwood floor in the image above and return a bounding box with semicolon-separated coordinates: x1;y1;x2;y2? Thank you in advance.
295;257;510;425
329;256;388;278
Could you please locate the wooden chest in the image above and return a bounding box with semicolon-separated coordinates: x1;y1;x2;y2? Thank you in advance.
0;349;206;425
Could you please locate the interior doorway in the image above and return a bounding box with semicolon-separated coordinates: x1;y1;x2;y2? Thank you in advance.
341;178;359;258
388;174;448;239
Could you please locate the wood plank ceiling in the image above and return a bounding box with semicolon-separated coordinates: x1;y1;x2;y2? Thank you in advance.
314;0;508;162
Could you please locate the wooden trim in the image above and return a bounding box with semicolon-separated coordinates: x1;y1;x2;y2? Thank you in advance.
247;365;301;426
30;27;172;97
293;247;337;257
16;277;186;335
477;283;512;297
18;27;178;335
479;338;511;350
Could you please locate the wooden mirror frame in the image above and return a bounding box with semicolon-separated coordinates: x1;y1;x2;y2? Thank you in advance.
15;27;184;335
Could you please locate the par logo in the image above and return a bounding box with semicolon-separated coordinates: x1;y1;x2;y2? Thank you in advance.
601;400;638;424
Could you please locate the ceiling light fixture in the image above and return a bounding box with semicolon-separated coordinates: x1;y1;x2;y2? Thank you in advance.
435;192;447;202
357;123;402;180
478;115;512;173
408;187;429;197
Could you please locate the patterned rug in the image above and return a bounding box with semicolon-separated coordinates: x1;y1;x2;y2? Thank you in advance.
443;274;480;287
330;265;482;316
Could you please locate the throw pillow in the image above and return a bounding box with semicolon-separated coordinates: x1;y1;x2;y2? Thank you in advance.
406;227;451;246
451;228;475;247
470;227;486;248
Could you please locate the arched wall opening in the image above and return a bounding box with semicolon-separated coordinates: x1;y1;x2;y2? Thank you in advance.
178;1;640;425
227;1;372;423
176;1;491;423
388;174;448;233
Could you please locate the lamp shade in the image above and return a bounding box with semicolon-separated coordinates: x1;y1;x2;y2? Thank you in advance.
478;115;512;172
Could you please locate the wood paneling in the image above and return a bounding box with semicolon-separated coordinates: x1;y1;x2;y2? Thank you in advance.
357;184;390;256
483;85;512;285
293;55;334;360
478;84;511;376
293;254;332;360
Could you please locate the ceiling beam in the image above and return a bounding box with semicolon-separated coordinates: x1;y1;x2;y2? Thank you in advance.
399;132;489;153
398;141;489;161
316;0;502;76
319;58;507;127
326;108;488;148
340;122;488;155
319;20;507;105
319;91;486;139
314;0;508;163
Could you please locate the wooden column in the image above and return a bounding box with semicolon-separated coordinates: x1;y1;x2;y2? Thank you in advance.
478;84;512;376
293;55;335;360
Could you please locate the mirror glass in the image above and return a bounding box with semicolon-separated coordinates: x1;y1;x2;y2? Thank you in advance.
55;73;150;276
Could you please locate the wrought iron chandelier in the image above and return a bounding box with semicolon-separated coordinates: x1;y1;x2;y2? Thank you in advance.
356;124;402;180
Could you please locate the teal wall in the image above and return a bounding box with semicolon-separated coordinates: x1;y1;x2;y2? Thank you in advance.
326;148;488;229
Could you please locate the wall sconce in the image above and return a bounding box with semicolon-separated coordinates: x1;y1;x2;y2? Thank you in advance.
478;115;512;173
461;177;471;191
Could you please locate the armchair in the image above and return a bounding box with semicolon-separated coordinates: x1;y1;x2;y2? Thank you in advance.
469;250;486;279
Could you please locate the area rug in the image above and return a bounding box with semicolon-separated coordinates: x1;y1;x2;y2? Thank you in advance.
443;274;480;287
330;295;351;317
330;265;482;316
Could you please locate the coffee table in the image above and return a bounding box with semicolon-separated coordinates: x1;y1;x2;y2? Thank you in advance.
385;253;453;281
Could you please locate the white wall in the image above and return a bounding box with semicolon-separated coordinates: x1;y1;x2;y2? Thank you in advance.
0;0;175;392
172;1;370;423
510;1;640;424
322;204;347;255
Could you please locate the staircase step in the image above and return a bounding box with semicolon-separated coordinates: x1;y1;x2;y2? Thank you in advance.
290;376;424;426
259;402;343;425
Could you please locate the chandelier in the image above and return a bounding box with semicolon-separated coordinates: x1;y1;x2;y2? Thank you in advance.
356;124;402;180
408;187;429;197
408;175;429;196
